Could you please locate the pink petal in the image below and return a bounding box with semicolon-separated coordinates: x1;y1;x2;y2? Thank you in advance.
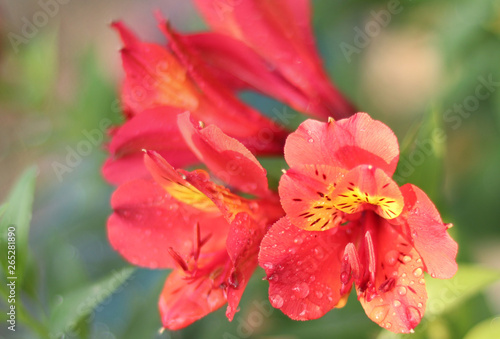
183;32;311;113
107;179;229;269
285;113;399;176
279;164;347;231
356;215;427;333
102;108;198;185
258;217;352;320
398;184;458;279
331;165;404;219
177;112;269;196
159;269;227;330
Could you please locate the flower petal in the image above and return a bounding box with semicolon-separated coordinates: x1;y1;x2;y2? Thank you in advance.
194;0;355;119
285;113;399;176
398;184;458;279
177;112;269;196
225;213;265;320
102;108;199;185
279;164;347;231
259;217;352;320
113;21;199;115
357;215;427;334
159;269;227;330
183;32;311;112
331;165;404;219
156;17;289;155
107;179;228;269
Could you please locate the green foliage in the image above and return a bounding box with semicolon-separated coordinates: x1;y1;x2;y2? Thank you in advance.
49;267;135;339
0;166;37;286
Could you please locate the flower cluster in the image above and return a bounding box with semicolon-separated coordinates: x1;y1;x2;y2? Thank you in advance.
103;0;457;334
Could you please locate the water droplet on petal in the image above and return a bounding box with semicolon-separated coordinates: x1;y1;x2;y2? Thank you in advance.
419;278;425;285
431;273;436;278
292;282;310;299
316;291;323;299
403;255;412;263
308;138;314;143
370;305;389;322
263;262;274;270
413;268;423;277
393;300;401;307
385;322;392;329
417;302;423;308
294;237;303;245
271;294;284;308
384;250;399;266
416;258;422;264
407;306;422;325
397;286;407;296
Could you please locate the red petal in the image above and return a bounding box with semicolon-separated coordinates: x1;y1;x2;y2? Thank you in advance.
285;113;400;176
279;164;346;231
107;179;229;269
331;165;404;219
159;269;227;330
156;17;289;154
194;0;354;119
225;213;265;320
177;112;269;196
112;22;199;115
258;217;352;320
102;108;199;185
183;32;311;113
398;184;458;279
357;216;427;333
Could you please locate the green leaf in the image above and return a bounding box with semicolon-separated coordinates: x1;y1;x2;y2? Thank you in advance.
0;166;37;285
425;264;500;318
49;267;135;338
464;317;500;339
394;107;446;197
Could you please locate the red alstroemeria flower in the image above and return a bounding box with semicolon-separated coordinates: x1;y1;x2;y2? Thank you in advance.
103;19;289;185
194;0;355;120
108;113;283;329
258;113;458;333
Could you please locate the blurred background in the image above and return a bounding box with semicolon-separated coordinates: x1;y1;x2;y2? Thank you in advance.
0;0;500;338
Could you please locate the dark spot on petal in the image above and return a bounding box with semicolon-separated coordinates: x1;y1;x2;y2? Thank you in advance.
293;198;303;202
317;191;325;197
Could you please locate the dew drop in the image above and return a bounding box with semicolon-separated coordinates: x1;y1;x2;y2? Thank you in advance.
263;262;274;270
370;305;389;322
294;237;303;245
416;258;422;264
308;138;314;143
397;286;407;296
403;255;412;263
384;250;399;266
340;271;350;284
288;248;297;255
292;282;310;299
419;278;425;285
393;300;401;307
316;291;323;299
417;302;423;308
431;273;436;278
407;306;422;324
271;294;284;308
385;322;392;329
413;268;423;277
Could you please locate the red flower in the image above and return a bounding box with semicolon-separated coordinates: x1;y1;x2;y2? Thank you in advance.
108;113;283;329
193;0;355;119
258;113;458;333
102;20;289;185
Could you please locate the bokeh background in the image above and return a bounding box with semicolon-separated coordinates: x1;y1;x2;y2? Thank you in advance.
1;0;500;338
